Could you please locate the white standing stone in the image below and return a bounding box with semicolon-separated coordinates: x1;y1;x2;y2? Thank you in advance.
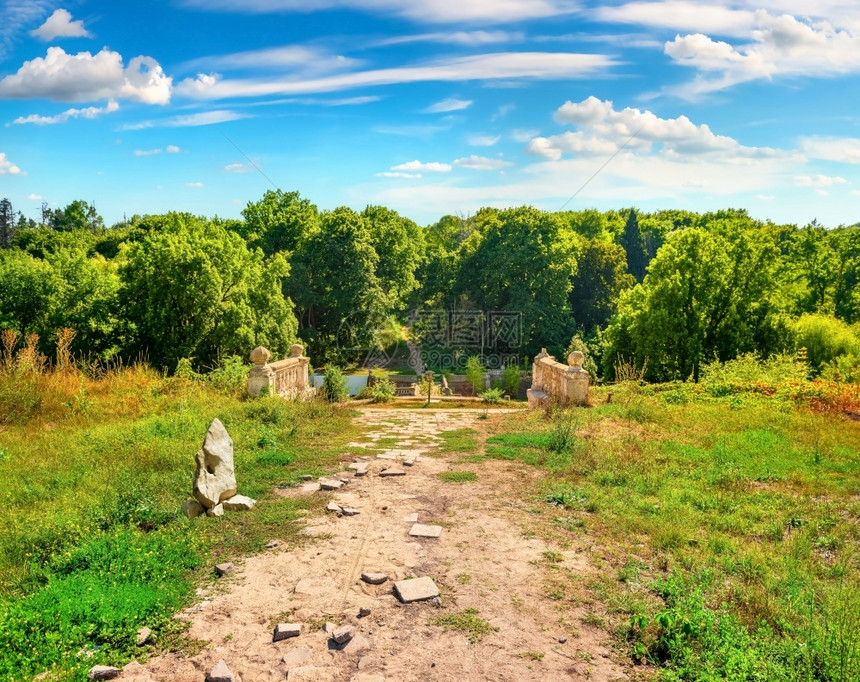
193;418;237;509
222;494;256;511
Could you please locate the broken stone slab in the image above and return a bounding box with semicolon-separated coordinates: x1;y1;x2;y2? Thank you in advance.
319;479;344;491
393;576;440;603
206;503;224;518
300;475;314;481
301;482;321;493
326;501;342;513
214;562;234;577
378;468;405;477
266;540;280;549
193;418;237;509
403;458;415;467
403;513;419;523
322;622;338;634
339;477;351;484
331;624;354;645
87;667;120;680
360;572;388;585
341;508;360;516
182;499;204;519
348;462;367;472
136;626;151;646
273;622;302;642
353;468;368;477
206;660;234;682
222;494;256;511
281;646;313;667
409;523;443;538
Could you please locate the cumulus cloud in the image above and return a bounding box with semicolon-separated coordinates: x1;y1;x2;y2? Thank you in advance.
27;193;43;200
794;174;847;187
526;96;784;161
31;9;91;40
224;162;251;172
453;155;514;170
391;160;452;172
0;48;171;104
800;136;860;164
425;97;472;113
13;99;118;125
0;152;24;175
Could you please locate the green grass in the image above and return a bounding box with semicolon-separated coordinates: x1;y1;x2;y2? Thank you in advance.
437;428;479;453
429;608;499;643
0;368;356;680
438;470;478;483
492;385;860;681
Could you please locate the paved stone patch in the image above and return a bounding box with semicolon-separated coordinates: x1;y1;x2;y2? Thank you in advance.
273;622;302;641
320;479;344;490
326;501;342;513
393;576;440;603
379;468;405;477
409;523;443;538
341;507;360;516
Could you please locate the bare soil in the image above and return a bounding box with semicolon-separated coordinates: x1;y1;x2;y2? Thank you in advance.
122;408;632;682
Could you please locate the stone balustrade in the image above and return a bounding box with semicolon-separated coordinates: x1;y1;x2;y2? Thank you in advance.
247;344;313;398
527;348;590;408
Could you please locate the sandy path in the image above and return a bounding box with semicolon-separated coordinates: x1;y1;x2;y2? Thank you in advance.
123;408;630;682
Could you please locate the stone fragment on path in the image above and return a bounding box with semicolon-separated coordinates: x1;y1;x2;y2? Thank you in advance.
326;501;342;513
322;622;337;634
300;474;314;481
136;626;151;646
331;624;355;645
273;622;302;642
341;507;360;516
379;468;405;477
266;540;280;549
182;499;204;519
393;576;440;603
320;479;344;491
214;562;233;577
358;606;371;617
301;482;321;493
403;458;415;467
409;523;443;538
222;494;256;511
206;503;224;518
361;572;388;585
87;666;120;680
193;418;237;509
206;660;234;682
281;646;313;667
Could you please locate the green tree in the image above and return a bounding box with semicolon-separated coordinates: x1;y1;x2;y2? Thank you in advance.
570;239;634;332
119;213;297;371
0;198;15;248
362;205;425;311
241;189;319;255
0;249;58;338
620;208;648;281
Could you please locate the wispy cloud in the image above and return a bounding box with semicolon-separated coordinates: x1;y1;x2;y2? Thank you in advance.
453;155;514;170
800;136;860;164
794;174;847;187
376;171;422;178
14;100;119;125
0;0;52;60
186;182;204;187
391;160;452;172
468;134;501;146
224;162;251;172
425;97;472;113
120;110;250;130
374;30;522;46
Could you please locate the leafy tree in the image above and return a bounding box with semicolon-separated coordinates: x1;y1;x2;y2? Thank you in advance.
0;249;58;338
793;313;860;373
604;224;789;381
362;205;425;311
620;208;648;281
119;213;297;372
570;239;634;332
0;198;15;248
241;189;319;255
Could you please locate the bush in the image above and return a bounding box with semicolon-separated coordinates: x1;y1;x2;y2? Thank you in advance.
503;365;521;396
699;352;809;386
368;377;395;403
207;355;249;394
794;314;860;374
320;365;348;402
480;387;503;404
565;334;600;380
465;356;485;396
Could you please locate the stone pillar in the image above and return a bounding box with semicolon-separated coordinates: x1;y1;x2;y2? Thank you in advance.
247;346;274;398
563;351;590;406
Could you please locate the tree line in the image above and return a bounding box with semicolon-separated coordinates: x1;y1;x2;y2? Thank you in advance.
0;192;858;381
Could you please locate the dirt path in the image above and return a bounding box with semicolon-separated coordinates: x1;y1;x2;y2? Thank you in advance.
124;408;629;682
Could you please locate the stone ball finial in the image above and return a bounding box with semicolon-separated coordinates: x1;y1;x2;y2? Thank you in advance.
289;343;304;358
250;346;270;366
567;351;584;369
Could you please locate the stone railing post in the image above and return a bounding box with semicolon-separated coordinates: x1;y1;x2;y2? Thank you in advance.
247;344;311;398
562;351;590;406
248;346;275;397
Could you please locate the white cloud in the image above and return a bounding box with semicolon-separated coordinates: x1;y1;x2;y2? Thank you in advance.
816;189;830;197
13;99;118;125
794;174;847;187
511;128;539;142
663;12;860;98
800;136;860;164
376;171;422;178
468;134;501;146
0;48;171;104
375;30;521;46
391;160;452;172
0;153;24;175
175;52;616;100
27;193;43;200
491;104;515;120
0;1;52;60
179;0;579;24
134;148;162;156
224;163;251;172
166;144;181;153
186;182;204;187
185;45;360;75
755;194;775;201
425;97;472;113
595;2;756;37
31;9;91;40
121;110;249;130
453;155;514;170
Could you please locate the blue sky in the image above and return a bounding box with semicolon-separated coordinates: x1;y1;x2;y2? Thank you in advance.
1;0;859;227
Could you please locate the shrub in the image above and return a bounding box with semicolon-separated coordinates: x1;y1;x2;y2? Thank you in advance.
207;355;249;394
503;365;522;396
368;377;395;403
565;334;600;380
794;314;860;374
699;352;809;386
465;356;485;396
320;365;348;402
480;387;503;404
